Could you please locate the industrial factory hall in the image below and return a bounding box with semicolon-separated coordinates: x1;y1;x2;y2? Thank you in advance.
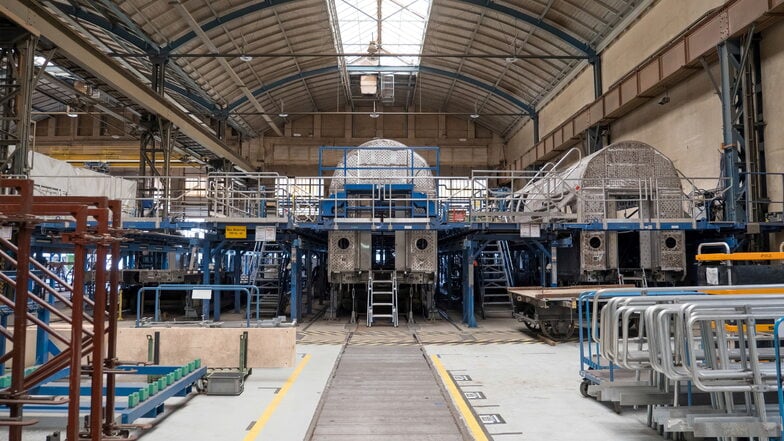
2;0;784;440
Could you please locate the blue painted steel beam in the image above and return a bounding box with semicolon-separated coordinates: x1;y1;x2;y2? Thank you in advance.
290;240;300;321
455;0;595;57
462;239;477;328
51;3;156;53
50;4;225;116
229;65;535;116
163;0;594;57
120;366;207;424
227;66;336;111
165;0;296;51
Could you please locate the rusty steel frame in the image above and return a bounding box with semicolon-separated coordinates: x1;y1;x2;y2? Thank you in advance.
0;179;124;441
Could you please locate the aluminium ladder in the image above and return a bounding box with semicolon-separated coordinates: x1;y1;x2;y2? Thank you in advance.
367;270;398;327
477;240;514;318
251;241;287;319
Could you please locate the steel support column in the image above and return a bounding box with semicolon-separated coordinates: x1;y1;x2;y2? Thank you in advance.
201;239;211;320
103;201;122;434
304;249;313;316
718;40;746;224
740;34;768;234
532;114;540;144
591;57;603;98
462;239;477;328
290;240;300;322
8;212;31;441
138;59;174;219
0;29;36;176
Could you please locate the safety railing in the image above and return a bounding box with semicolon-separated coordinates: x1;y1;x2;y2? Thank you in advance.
18;170;750;227
135;284;260;328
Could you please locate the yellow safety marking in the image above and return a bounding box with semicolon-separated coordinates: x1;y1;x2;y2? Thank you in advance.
243;354;312;441
696;252;784;261
430;355;489;441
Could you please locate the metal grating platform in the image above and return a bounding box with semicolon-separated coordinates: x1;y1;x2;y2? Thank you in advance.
308;344;466;440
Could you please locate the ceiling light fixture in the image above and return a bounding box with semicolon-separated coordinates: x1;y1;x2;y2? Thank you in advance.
278;100;288;118
369;102;380;119
469;113;479;119
239;40;252;62
505;56;518;64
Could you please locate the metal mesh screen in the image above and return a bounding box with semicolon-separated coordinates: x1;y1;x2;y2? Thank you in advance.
328;139;436;195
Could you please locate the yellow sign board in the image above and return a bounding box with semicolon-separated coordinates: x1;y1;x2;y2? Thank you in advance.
225;225;247;239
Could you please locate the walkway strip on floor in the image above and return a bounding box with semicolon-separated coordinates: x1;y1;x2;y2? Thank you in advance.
431;355;489;441
243;354;313;441
308;345;467;440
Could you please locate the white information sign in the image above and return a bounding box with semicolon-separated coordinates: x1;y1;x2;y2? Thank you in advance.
192;289;212;300
255;226;276;242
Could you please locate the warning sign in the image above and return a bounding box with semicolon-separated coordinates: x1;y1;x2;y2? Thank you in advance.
225;225;247;239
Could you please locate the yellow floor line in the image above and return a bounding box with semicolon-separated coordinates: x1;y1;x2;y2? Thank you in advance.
430;355;489;441
243;354;313;441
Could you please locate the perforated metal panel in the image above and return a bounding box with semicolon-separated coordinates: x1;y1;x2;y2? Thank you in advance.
655;231;686;272
580;231;617;272
328;231;371;279
524;141;686;223
395;231;437;273
329;139;436;196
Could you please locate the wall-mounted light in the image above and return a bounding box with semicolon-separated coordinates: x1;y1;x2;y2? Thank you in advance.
66;105;78;118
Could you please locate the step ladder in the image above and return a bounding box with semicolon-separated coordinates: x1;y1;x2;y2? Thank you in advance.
251;242;287;319
477;240;514;318
618;267;648;288
367;271;398;327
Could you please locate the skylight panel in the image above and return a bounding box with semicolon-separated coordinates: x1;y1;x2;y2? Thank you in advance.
334;0;432;67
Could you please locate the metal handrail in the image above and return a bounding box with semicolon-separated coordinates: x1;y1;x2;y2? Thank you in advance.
135;284;260;327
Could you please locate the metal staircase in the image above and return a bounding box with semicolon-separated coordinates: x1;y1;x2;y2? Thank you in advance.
367;270;398;327
246;241;288;319
477;240;514;318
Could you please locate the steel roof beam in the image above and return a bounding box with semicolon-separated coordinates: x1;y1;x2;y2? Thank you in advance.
165;0;297;52
108;52;588;60
50;1;253;135
0;0;254;171
163;0;594;58
227;65;535;116
171;0;283;137
454;0;595;58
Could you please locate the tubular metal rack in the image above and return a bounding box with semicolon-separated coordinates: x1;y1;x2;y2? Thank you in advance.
579;285;784;440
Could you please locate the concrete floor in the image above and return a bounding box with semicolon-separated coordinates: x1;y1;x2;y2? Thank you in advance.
19;316;663;441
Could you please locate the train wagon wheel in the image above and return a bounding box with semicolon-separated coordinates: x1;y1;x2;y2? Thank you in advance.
541;319;575;341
